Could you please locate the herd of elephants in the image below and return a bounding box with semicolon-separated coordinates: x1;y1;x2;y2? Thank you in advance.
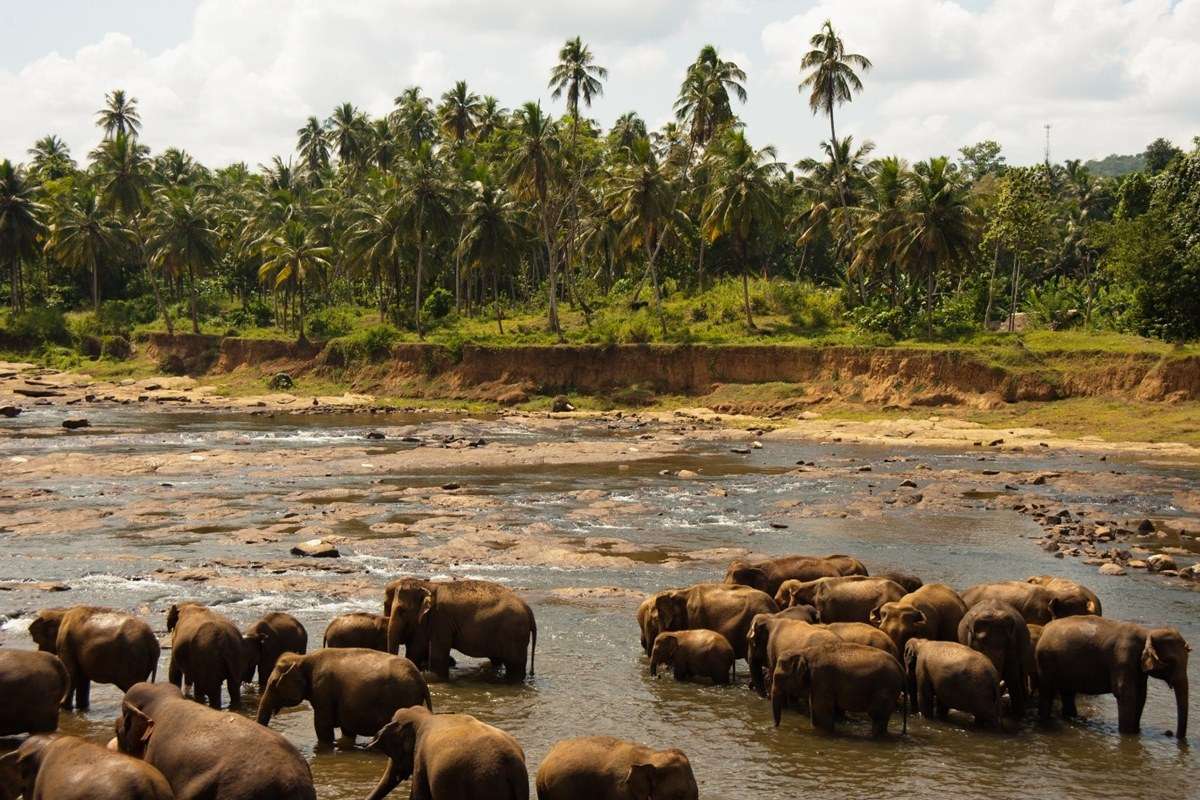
0;554;1190;799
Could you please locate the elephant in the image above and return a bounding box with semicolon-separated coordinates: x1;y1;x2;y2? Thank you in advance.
822;622;899;659
9;734;175;800
257;648;432;746
775;604;820;624
648;630;735;685
872;583;967;653
770;642;907;736
962;579;1098;626
958;599;1031;716
535;736;698;800
653;583;777;660
365;705;529;800
241;612;307;689
903;639;1002;727
1036;616;1189;739
746;614;839;697
636;594;664;657
723;554;866;596
0;649;67;735
323;612;389;651
115;682;315;800
1025;624;1045;695
385;578;536;682
165;603;244;709
1026;575;1102;614
776;576;906;624
878;570;923;593
27;606;159;710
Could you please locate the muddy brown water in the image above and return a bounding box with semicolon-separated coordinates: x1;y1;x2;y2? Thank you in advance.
1;407;1198;799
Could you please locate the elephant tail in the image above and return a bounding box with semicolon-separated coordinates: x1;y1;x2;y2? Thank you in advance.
902;686;908;735
528;610;537;677
222;646;241;686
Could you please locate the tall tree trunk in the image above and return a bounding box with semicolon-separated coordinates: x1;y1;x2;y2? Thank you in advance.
645;233;666;337
697;239;707;291
493;268;504;335
148;266;173;336
739;238;756;331
926;260;935;339
10;257;20;312
983;242;1000;328
92;256;100;312
1008;256;1021;333
297;280;307;344
187;264;200;334
540;205;563;342
414;209;426;340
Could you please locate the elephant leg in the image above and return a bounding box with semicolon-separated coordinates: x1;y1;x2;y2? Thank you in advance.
505;655;527;683
1038;674;1055;722
935;699;951;720
1060;691;1078;719
810;695;837;733
227;677;241;709
313;704;338;748
1006;659;1026;717
917;679;935;719
75;676;91;711
168;656;183;689
205;682;222;710
1115;677;1147;734
870;709;890;737
673;664;688;683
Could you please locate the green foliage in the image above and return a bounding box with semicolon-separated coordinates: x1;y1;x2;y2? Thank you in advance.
1114;172;1151;220
1084;153;1145;178
1025;277;1084;330
325;324;400;363
224;299;273;329
306;304;357;339
958;140;1006;182
2;308;70;345
1144;137;1183;175
421;287;454;321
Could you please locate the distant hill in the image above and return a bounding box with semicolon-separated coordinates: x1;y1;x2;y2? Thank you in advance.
1084;153;1145;177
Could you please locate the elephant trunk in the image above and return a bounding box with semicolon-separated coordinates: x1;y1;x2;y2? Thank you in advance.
771;685;784;727
649;654;659;677
255;694;275;727
1173;674;1188;740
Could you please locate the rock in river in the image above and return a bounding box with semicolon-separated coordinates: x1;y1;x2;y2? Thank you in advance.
290;539;340;558
1098;562;1127;576
62;418;91;430
0;406;21;418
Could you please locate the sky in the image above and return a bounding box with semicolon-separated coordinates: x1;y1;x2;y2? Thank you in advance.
1;0;1197;170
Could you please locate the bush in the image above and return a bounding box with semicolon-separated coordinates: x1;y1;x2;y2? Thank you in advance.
324;324;400;364
4;308;70;345
224;299;273;329
1025;278;1085;330
100;335;132;360
97;298;155;335
307;305;357;340
422;287;454;321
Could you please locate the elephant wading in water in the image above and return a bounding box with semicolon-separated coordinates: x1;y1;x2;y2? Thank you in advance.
775;577;906;623
241;612;307;689
7;734;174;800
872;583;967;653
904;639;1003;728
28;606;159;710
654;583;778;660
958;599;1031;716
116;682;315;800
0;650;67;735
257;649;432;746
723;554;867;596
385;578;536;682
365;706;528;800
962;579;1098;626
770;642;907;736
536;736;698;800
1036;616;1189;739
822;622;899;658
166;604;244;709
324;612;390;651
746;614;840;697
649;630;735;685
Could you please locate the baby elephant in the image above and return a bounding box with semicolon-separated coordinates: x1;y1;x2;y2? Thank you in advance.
257;648;431;746
365;706;528;800
5;734;174;800
323;612;390;651
649;631;735;685
0;650;67;736
166;603;244;709
904;639;1002;727
771;642;907;736
536;736;698;800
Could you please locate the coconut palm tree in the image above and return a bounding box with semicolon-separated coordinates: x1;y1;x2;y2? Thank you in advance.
701;130;783;330
438;81;483;145
368;118;399;173
89;132;151;217
391;88;437;152
850;156;908;306
145;187;219;334
798;20;872;146
153;148;200;187
46;187;133;311
674;45;747;150
0;160;47;310
27;136;76;183
296;116;331;184
96;89;142;139
258;220;331;342
326;103;370;171
458;180;524;333
475;96;508;142
608;112;648;154
396;144;455;337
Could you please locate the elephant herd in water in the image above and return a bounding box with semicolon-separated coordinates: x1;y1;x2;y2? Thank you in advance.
0;558;1191;799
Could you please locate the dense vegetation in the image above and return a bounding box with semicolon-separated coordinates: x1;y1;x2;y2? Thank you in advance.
1;22;1199;364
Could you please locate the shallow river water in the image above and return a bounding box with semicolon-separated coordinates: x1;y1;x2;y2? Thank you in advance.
1;407;1198;799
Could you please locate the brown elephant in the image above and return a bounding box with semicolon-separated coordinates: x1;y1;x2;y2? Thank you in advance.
878;570;923;593
1036;616;1189;739
904;639;1002;727
746;614;839;696
365;705;529;800
872;583;967;653
535;736;698;800
776;576;906;623
115;682;315;800
9;734;174;800
962;580;1098;626
28;606;159;710
653;583;777;660
241;612;307;689
770;642;907;736
823;622;899;659
1025;576;1102;616
1025;623;1044;695
775;604;820;623
723;554;866;596
324;612;389;651
958;599;1031;716
0;650;67;735
385;578;536;682
649;630;735;685
165;603;243;709
636;594;664;657
257;648;431;745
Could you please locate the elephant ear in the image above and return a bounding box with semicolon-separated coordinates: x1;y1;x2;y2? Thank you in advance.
367;719;417;764
623;763;656;800
119;703;155;758
869;604;884;626
1141;636;1164;673
416;593;434;627
166;604;180;632
1085;599;1098;614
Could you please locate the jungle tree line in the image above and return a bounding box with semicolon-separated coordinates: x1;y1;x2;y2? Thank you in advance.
2;22;1199;344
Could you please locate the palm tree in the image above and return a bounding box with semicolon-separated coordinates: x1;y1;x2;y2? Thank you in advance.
798;20;872;146
0;160;46;310
475;96;507;141
46;187;133;311
145;187;219;334
368;118;399;172
674;45;747;149
153;148;199;186
898;157;978;337
438;81;483;145
326;103;370;170
458;180;524;333
258;220;331;342
27;136;76;182
396;144;455;337
296;116;330;183
391;88;437;152
850;156;908;306
89;132;151;216
608;112;648;154
345;179;409;324
701;130;783;330
96;89;143;139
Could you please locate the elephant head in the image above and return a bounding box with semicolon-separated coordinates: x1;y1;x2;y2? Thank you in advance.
27;608;66;653
622;749;699;800
1141;627;1190;739
723;561;770;593
0;749;21;800
774;581;802;609
638;597;662;657
962;604;1022;673
745;614;774;694
648;633;678;677
653;593;688;633
873;602;929;651
770;653;811;727
115;702;157;759
257;653;307;725
12;735;56;799
1047;592;1098;619
386;584;434;658
241;630;269;683
366;707;430;793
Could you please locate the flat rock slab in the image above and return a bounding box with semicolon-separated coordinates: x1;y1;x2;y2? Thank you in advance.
290;539;341;558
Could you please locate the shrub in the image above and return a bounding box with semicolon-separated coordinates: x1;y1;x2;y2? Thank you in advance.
422;287;454;321
100;335;132;360
325;324;400;364
307;305;357;340
224;299;273;329
5;308;70;345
